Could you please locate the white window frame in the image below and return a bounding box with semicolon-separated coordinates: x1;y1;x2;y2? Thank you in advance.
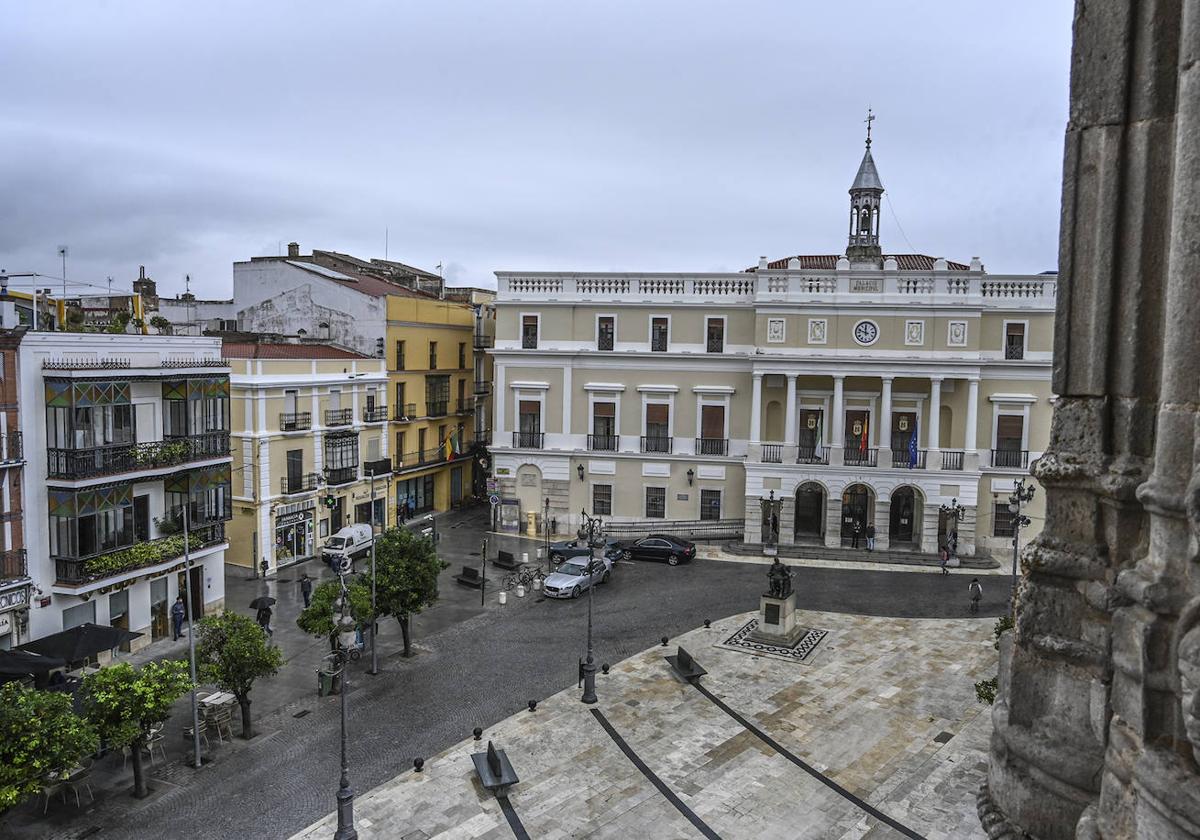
704;314;727;353
807;318;827;345
641;394;674;439
694;395;731;445
947;320;969;347
1002;319;1029;357
766;317;786;344
990;404;1031;452
595;313;617;351
513;390;547;434
904;319;925;346
644;485;668;519
519;311;540;349
587;392;621;441
648;314;672;352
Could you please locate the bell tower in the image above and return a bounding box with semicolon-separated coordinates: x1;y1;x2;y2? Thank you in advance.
846;109;884;262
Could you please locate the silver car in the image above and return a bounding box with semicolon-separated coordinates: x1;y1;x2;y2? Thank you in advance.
542;556;612;599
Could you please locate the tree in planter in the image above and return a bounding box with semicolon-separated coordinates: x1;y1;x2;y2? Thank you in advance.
297;578;373;651
373;527;448;656
81;660;191;798
195;611;283;739
0;683;97;811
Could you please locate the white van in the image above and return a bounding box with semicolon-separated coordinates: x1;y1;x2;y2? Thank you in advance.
322;523;374;571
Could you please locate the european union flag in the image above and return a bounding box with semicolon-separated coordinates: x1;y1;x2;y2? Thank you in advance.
908;425;918;468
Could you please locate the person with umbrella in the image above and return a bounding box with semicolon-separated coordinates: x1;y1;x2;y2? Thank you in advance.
171;595;186;640
251;596;276;638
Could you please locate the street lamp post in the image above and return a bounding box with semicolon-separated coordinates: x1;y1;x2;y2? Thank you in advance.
1007;479;1035;611
368;468;378;676
577;509;602;705
332;568;358;840
543;497;551;574
939;497;966;562
182;503;202;769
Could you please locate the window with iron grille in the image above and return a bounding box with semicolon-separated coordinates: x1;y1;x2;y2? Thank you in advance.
993;501;1016;537
395;340;406;370
593;484;612;516
645;487;666;519
522;315;539;349
1005;323;1026;360
650;317;668;352
597;316;614;351
324;432;359;469
706;318;724;353
700;489;721;520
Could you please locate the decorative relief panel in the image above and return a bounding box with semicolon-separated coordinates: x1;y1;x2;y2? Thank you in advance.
904;320;925;346
766;318;786;343
947;320;968;347
807;319;827;345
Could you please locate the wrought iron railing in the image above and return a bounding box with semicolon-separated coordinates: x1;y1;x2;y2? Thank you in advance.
1005;342;1025;360
363;457;392;477
513;431;544;449
603;518;742;542
55;523;226;585
473;334;494;349
42;358;132;370
992;448;1029;469
891;450;927;469
796;445;829;465
393;403;417;421
281;473;319;495
325;466;358;485
843;448;878;467
362;406;389;423
280;412;312;431
695;438;728;456
641;436;672;454
46;432;231;480
325;408;353;426
761;444;782;463
941;450;965;470
705;338;724;353
455;399;472;414
588;434;619;452
0;549;28;581
473;380;492;396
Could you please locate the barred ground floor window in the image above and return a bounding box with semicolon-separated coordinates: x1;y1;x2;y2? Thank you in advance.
645;487;666;519
593;484;612;516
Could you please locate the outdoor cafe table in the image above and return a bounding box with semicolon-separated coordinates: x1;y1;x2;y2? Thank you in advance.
199;691;236;707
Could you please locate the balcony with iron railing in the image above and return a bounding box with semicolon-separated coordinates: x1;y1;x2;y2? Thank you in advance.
55;522;226;586
473;380;492;396
455;399;473;414
0;549;28;582
426;400;448;417
362;406;389;423
325;408;353;427
280;412;312;432
363;457;392;477
393;403;417;421
280;473;319;495
393;447;449;472
47;432;231;481
587;434;619;452
890;450;928;469
473;333;494;350
761;444;783;463
991;448;1030;469
695;437;728;456
843;447;878;468
0;432;23;465
796;445;830;465
641;435;673;454
941;450;965;470
513;431;544;449
324;465;358;486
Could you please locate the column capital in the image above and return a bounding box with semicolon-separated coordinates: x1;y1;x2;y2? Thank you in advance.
880;375;895;383
785;372;798;381
929;375;945;384
752;371;764;380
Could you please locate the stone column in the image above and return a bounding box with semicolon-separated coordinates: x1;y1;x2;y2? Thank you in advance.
964;378;980;471
878;376;893;462
830;375;845;467
784;373;798;445
749;373;763;443
982;2;1194;838
927;378;942;465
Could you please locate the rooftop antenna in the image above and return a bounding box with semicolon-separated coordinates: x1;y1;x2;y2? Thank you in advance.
107;276;113;297
57;245;68;297
437;261;444;299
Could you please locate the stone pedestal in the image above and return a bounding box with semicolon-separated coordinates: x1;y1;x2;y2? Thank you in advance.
750;592;804;646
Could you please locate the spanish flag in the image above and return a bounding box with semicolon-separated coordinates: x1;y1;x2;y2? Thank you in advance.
860;416;869;453
443;432;454;461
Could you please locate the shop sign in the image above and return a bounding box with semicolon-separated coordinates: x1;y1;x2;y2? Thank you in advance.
277;511;312;528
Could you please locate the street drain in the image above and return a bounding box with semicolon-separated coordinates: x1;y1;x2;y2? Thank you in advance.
934;731;953;744
293;709;311;718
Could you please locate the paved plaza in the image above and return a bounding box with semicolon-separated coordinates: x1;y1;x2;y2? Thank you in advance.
293;608;997;840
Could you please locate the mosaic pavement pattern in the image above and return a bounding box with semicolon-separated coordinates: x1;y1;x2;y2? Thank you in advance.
717;618;829;663
293;609;998;840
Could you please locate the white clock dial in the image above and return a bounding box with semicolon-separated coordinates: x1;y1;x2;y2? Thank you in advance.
854;320;879;345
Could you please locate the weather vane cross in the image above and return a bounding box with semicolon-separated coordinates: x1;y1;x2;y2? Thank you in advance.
864;107;875;147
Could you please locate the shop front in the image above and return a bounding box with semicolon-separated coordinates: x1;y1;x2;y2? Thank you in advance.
0;585;30;650
396;473;436;519
275;508;315;567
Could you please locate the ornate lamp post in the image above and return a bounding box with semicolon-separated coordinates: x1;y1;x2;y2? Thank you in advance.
331;569;358;840
939;497;966;561
577;508;602;705
1007;479;1035;610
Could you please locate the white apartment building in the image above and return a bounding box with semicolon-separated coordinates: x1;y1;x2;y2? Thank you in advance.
18;333;232;651
489;135;1055;560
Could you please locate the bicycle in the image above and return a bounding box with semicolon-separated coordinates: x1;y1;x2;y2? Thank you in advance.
503;566;546;590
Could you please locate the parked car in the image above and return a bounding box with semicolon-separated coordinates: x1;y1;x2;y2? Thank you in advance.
548;537;621;565
617;535;696;565
542;556;612;599
321;523;374;571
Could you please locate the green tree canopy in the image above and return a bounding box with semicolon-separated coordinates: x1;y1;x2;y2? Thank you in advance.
0;683;97;811
372;527;448;655
297;578;373;645
196;611;284;739
81;659;192;798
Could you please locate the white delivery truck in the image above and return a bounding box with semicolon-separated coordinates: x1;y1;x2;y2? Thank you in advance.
321;523;374;571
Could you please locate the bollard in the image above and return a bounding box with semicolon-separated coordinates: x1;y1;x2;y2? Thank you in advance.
703;619;711;629
602;663;610;674
499;591;507;605
473;727;483;741
528;700;537;712
661;636;669;646
533;578;542;591
522;552;529;565
413;757;424;773
516;584;526;598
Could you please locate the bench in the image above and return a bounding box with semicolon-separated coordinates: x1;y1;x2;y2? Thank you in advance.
454;565;485;588
665;645;707;683
493;550;521;571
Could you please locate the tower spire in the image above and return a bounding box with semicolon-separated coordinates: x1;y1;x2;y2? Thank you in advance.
865;107;874;148
847;110;884;262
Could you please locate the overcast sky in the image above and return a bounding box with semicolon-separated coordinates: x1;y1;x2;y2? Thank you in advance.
1;2;1073;299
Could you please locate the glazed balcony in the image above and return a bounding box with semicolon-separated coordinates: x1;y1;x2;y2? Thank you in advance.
324;466;358;486
46;432;231;481
0;432;22;465
54;522;226;586
363;457;393;477
0;549;28;582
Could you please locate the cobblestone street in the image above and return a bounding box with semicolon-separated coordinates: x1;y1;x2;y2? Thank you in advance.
1;506;1008;840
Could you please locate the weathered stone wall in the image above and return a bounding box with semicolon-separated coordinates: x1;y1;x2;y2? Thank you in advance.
981;1;1200;837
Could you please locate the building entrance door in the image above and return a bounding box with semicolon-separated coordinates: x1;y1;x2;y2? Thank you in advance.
794;483;825;540
177;565;203;622
890;487;917;544
840;484;873;546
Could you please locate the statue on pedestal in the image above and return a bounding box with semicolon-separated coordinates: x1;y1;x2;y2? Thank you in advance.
766;558;793;599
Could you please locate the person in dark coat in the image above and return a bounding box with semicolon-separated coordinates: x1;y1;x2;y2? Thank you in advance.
300;573;313;608
256;606;273;637
851;520;862;549
171;595;186;640
865;523;876;552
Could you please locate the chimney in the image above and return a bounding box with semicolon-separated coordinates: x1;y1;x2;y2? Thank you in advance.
139;265;146;280
287;242;300;258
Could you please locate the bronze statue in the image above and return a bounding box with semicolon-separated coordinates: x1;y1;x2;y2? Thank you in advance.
766;558;792;599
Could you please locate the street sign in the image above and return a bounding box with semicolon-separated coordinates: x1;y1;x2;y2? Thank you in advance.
486;479;498;493
489;494;501;506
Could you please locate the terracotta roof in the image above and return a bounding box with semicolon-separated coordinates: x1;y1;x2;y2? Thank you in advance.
750;254;971;272
220;341;372;360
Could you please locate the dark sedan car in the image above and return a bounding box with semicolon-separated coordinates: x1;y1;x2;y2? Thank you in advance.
617;535;696;566
548;537;621;565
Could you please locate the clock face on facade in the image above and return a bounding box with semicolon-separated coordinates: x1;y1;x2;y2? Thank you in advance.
853;320;879;345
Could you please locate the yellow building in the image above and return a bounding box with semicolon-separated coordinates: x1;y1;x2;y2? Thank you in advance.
222;340;392;574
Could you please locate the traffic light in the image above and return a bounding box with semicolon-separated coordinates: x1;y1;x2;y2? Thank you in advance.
323;494;337;509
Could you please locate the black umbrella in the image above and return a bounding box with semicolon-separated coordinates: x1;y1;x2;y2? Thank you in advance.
19;623;142;665
0;648;66;677
249;596;276;610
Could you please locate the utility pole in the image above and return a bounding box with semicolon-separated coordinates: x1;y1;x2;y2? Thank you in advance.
1008;479;1035;612
58;246;68;299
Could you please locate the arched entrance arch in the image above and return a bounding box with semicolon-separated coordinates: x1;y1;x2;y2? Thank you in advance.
793;482;825;542
515;464;543;522
889;485;925;547
764;400;783;441
839;483;875;547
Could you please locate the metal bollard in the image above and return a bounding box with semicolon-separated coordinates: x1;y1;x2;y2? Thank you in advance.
516;584;525;598
533;578;542;591
499;591;507;606
522;552;529;565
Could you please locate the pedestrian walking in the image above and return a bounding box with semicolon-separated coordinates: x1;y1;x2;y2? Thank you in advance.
851;519;862;549
939;545;950;575
171;595;186;640
300;573;313;608
256;605;274;638
865;523;876;552
398;497;408;523
969;577;983;613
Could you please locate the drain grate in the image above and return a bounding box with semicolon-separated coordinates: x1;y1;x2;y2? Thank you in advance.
933;731;954;744
293;709;311;719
